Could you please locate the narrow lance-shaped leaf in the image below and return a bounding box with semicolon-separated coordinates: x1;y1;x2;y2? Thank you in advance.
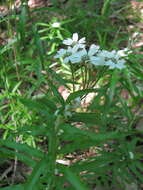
66;88;98;104
25;159;47;190
108;69;119;104
0;139;45;159
48;80;65;106
62;167;89;190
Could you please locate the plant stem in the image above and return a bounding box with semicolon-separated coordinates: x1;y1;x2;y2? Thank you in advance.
70;63;75;92
46;115;63;190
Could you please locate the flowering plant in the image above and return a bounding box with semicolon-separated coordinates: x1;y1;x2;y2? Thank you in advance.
54;33;131;92
55;33;130;69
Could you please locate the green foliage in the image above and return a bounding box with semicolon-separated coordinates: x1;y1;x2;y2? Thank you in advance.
0;1;143;190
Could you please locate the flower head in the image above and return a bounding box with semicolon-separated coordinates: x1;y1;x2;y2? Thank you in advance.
117;48;132;57
63;33;86;49
105;59;126;70
54;33;128;70
99;50;119;59
63;50;83;64
54;49;67;58
88;44;100;56
52;22;60;28
90;56;106;66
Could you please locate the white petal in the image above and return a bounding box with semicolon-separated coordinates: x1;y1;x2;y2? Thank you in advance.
63;38;73;45
80;44;86;48
105;60;116;69
76;44;86;49
118;59;125;64
78;49;87;57
70;53;82;63
117;49;128;57
106;59;126;70
52;22;60;28
79;37;86;44
88;44;99;56
54;49;66;58
111;50;116;54
90;56;105;65
63;57;70;63
72;33;78;42
116;60;126;69
54;54;60;58
70;57;81;63
105;60;114;66
116;65;126;69
58;49;66;55
99;50;115;59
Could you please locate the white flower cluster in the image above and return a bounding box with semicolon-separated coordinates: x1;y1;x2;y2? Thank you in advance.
52;22;60;28
54;33;130;70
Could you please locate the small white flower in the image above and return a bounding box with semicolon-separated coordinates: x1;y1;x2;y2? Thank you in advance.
67;46;78;54
105;60;114;67
105;59;126;70
116;60;126;69
54;49;67;58
63;52;83;64
90;56;106;66
88;44;100;56
63;33;86;49
52;22;60;28
99;50;118;59
117;48;132;57
77;49;87;57
72;33;78;41
74;44;100;63
62;46;81;63
63;48;87;64
63;56;71;64
87;44;100;63
70;53;82;63
117;50;126;57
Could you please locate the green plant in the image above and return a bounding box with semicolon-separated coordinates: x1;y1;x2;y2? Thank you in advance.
1;1;143;190
1;29;143;189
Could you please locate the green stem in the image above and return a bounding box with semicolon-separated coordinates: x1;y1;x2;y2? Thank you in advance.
70;63;75;92
46;115;63;190
90;66;107;88
84;63;89;89
80;64;85;90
